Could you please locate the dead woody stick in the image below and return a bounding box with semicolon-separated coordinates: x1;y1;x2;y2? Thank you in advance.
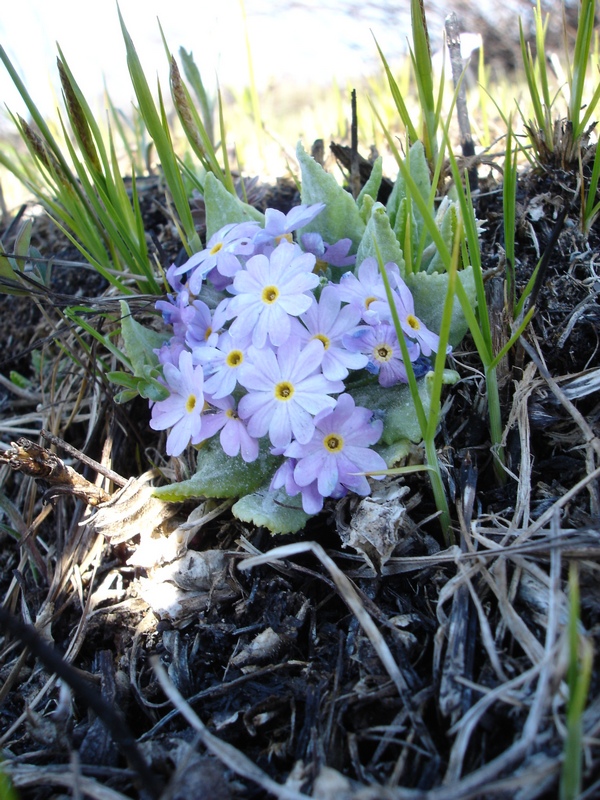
445;12;479;190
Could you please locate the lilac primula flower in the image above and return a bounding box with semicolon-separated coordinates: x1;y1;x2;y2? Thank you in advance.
149;350;205;456
370;278;448;357
253;203;325;249
285;393;387;500
338;257;401;324
301;233;355;269
201;395;259;463
226;240;319;348
193;330;248;399
154;337;186;367
290;285;368;380
185;300;227;350
174;221;259;295
237;338;344;447
270;455;324;515
344;322;419;387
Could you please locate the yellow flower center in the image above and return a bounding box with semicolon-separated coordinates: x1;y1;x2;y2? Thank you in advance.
275;381;294;401
225;408;237;420
324;433;344;453
185;394;197;413
312;333;330;350
204;326;213;341
262;285;279;304
226;350;243;368
365;295;378;309
209;242;224;255
375;344;393;363
406;314;420;330
275;233;294;245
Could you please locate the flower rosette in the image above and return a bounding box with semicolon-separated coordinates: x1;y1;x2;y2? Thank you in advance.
142;142;475;532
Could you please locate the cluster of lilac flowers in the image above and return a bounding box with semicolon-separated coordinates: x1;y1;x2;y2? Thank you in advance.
150;203;446;514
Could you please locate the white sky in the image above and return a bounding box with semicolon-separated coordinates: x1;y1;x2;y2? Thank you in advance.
0;0;408;121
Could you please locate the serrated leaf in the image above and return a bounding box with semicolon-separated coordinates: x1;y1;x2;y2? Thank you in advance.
152;438;280;501
232;486;311;534
357;156;382;211
204;172;264;239
296;141;365;251
390;141;432;254
423;198;458;274
359;193;376;224
356;202;406;278
407;266;476;346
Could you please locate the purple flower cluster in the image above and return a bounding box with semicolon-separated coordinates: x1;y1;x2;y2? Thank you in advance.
149;203;446;513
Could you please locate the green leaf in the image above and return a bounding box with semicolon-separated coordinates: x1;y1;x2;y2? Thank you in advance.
351;377;432;446
407;266;476;346
359;193;376;225
357;156;382;212
356;202;406;278
119;300;168;374
232;486;312;534
153;438;280;501
390;142;431;217
296;141;365;251
204;172;264;239
422;198;458;274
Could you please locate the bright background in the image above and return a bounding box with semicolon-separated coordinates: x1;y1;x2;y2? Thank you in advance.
0;0;412;120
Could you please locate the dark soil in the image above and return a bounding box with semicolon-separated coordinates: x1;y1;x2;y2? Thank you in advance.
0;143;599;800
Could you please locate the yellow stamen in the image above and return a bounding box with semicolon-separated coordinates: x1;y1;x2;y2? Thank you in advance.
324;433;344;453
262;285;279;304
185;394;197;413
209;242;224;255
406;314;420;330
313;333;330;350
226;350;243;368
275;381;294;401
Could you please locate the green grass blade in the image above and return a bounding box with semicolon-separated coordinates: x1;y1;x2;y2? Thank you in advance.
117;5;200;254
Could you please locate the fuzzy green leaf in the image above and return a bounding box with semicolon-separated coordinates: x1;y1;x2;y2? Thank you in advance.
296;141;365;251
204;172;264;239
407;266;476;346
153;439;280;501
356;202;406;278
351;377;430;445
422;199;458;274
232;486;311;534
119;300;168;373
357;156;383;212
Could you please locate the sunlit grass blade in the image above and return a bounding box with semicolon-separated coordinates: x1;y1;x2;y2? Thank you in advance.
118;4;201;255
409;0;438;165
569;0;597;139
372;36;419;146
